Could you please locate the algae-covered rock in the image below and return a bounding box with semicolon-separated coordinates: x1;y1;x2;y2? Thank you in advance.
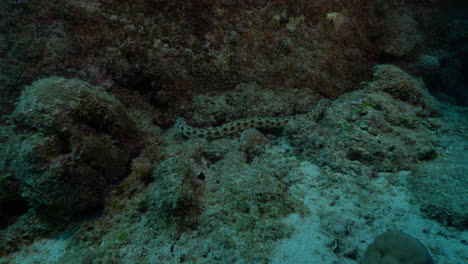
288;86;438;173
377;11;423;58
285;64;442;174
368;64;440;116
12;77;136;136
149;156;204;231
240;128;270;151
361;230;434;264
10;77;140;222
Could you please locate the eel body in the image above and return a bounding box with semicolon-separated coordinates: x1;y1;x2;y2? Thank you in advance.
175;98;330;139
